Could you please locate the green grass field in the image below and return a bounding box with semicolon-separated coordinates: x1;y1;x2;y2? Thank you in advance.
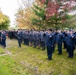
0;47;5;54
0;38;76;75
0;55;32;75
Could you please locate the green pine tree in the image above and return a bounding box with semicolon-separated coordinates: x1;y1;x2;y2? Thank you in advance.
31;3;46;29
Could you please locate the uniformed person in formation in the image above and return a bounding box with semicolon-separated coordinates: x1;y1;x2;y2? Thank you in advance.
46;29;55;60
56;30;63;55
29;30;34;46
66;30;75;58
23;30;29;46
63;30;67;50
1;31;6;48
17;30;22;47
33;30;37;48
40;30;46;50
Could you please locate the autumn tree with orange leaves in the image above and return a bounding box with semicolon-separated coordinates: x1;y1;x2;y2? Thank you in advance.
15;0;35;29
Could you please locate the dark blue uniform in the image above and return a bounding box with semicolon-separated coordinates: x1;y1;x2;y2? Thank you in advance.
1;32;6;47
33;31;38;48
56;32;63;54
66;33;75;58
17;31;22;47
29;31;33;46
46;32;55;60
63;32;69;52
36;31;41;48
51;32;56;53
23;31;29;46
63;32;67;50
40;31;46;50
20;30;23;43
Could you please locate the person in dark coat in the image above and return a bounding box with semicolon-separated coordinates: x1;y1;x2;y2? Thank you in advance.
20;29;23;43
51;31;57;53
56;30;63;55
23;31;29;46
8;30;13;39
33;31;38;48
17;30;22;47
29;30;34;46
46;29;55;60
63;30;69;52
36;31;41;49
66;30;75;58
63;30;68;50
1;31;6;48
40;30;46;50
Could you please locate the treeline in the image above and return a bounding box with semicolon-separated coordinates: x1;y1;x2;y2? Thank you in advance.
15;0;76;29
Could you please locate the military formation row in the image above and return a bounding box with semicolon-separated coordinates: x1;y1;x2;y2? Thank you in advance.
7;29;76;60
1;29;76;60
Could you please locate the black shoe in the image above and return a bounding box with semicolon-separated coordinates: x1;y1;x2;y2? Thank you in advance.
71;56;73;58
67;56;71;58
46;58;52;60
57;53;62;55
48;58;52;60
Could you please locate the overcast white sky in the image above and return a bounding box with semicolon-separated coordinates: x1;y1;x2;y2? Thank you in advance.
0;0;22;27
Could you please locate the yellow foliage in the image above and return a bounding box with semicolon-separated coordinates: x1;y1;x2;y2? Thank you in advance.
15;0;44;29
16;7;36;29
0;12;5;25
0;12;10;26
